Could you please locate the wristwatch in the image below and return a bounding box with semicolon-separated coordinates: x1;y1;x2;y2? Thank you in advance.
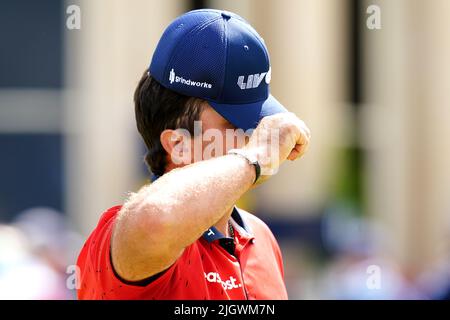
227;149;261;184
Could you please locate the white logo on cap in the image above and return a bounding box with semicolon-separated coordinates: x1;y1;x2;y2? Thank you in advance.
237;67;271;90
169;68;175;84
265;67;271;84
168;68;212;89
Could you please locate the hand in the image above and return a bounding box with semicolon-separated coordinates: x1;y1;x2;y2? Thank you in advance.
243;112;311;176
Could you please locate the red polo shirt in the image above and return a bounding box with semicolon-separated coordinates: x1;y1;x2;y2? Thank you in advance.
76;205;288;300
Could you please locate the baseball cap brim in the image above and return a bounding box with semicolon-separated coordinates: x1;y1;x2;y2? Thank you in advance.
207;94;288;131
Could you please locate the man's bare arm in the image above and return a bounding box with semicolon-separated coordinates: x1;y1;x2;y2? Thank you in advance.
111;113;310;282
111;155;255;281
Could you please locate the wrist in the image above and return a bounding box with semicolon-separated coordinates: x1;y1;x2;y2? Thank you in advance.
227;148;261;184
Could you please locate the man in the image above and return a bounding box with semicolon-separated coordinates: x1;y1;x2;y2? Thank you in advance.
77;9;310;300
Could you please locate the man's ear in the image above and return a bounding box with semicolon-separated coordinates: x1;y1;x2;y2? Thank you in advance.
160;129;192;166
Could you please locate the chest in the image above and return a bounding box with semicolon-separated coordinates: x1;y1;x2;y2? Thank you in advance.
163;240;287;300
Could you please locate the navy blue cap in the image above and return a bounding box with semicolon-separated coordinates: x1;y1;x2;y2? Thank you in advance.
149;9;287;131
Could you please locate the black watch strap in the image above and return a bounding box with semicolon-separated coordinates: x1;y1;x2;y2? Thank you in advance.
227;149;261;184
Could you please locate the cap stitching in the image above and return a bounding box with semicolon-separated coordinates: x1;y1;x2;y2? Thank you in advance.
217;18;228;101
164;16;222;84
237;19;270;70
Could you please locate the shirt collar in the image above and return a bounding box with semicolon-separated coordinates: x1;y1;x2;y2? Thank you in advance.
152;174;253;242
202;207;253;243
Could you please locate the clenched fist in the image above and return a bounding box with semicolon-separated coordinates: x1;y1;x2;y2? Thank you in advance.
243;112;311;177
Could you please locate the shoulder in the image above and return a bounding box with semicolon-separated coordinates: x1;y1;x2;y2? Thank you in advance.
86;205;123;239
77;205;123;270
97;205;123;227
77;205;122;259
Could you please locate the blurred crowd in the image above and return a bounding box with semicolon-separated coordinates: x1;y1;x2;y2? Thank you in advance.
281;206;450;300
0;208;82;299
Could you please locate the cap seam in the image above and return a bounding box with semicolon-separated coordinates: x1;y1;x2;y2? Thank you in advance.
237;19;270;70
164;16;222;84
217;18;229;101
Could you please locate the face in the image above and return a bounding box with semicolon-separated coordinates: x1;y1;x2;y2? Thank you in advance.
199;103;248;157
162;102;249;170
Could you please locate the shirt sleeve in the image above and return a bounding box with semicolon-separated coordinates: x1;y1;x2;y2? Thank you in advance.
76;205;189;300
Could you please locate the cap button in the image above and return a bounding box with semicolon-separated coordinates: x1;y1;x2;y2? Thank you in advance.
221;12;231;20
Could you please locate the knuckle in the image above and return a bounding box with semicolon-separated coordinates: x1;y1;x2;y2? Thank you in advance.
286;122;300;136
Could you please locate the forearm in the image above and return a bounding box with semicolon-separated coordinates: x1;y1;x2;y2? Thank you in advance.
117;154;255;253
112;112;310;281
